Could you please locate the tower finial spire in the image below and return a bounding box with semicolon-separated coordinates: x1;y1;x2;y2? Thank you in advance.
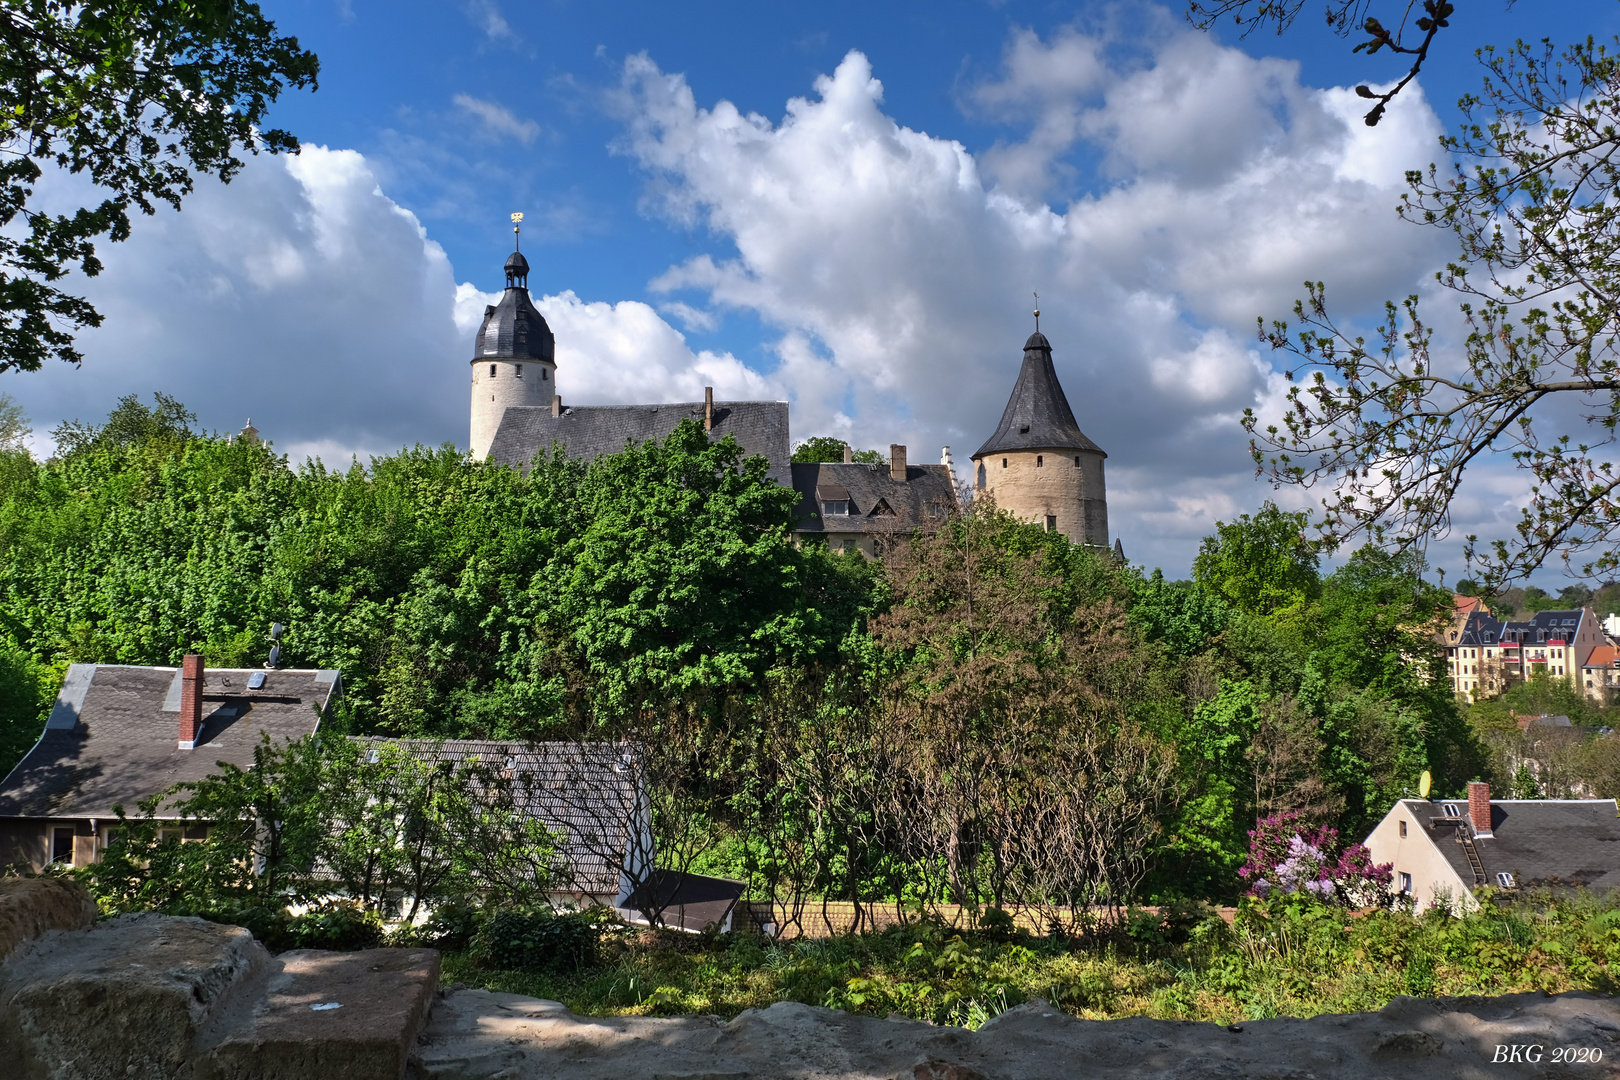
1033;291;1040;333
511;211;523;252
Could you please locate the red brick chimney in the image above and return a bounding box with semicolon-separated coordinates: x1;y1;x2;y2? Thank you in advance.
1467;780;1493;837
890;444;907;482
179;654;203;749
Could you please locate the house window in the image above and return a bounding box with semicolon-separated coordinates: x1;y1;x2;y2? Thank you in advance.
1045;515;1057;532
1398;872;1412;894
1399;820;1407;837
490;364;497;377
822;500;849;516
1036;455;1044;467
1497;872;1515;888
51;827;74;865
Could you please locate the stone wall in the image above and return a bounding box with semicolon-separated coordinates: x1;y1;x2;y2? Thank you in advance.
976;448;1107;547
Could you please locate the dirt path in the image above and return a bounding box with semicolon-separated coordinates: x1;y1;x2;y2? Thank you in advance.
411;987;1620;1080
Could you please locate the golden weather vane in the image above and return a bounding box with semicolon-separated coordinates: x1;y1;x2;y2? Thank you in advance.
511;211;523;249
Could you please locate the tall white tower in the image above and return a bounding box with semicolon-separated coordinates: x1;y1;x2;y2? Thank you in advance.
470;219;556;459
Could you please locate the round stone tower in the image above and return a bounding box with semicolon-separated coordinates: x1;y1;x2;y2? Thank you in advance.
469;247;556;459
971;330;1108;547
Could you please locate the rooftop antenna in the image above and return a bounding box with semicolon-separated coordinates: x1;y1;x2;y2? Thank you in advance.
511;211;523;251
1033;291;1040;333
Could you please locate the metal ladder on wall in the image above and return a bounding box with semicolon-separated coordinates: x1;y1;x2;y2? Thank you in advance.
1457;831;1487;886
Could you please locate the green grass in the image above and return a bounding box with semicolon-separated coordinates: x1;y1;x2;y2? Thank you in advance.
439;892;1620;1027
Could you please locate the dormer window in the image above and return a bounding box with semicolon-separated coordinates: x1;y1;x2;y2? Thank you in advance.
822;500;848;516
816;484;851;518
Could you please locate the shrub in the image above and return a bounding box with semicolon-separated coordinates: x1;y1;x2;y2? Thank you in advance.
470;907;600;973
287;902;386;951
1239;811;1392;905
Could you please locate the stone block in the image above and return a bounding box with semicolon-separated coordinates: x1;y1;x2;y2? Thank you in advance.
0;912;268;1080
203;947;439;1080
0;876;98;964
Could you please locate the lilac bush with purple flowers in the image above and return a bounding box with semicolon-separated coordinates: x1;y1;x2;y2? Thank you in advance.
1239;811;1393;906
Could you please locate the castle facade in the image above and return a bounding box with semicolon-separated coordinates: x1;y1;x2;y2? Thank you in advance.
469;245;1109;551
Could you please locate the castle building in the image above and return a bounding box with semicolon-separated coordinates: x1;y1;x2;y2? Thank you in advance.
470;244;1104;554
971;331;1108;547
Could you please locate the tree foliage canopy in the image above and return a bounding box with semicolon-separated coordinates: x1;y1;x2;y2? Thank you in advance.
0;1;318;371
1245;35;1620;592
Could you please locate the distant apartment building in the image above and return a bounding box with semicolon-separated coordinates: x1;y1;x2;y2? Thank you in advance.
1439;601;1614;702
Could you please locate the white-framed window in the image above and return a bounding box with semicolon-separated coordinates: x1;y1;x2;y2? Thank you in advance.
1497;872;1515;888
821;500;849;516
1398;872;1413;894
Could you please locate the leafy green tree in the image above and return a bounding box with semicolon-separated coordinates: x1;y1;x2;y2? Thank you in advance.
792;436;883;465
0;1;318;371
0;393;28;450
1246;36;1620;590
50;391;195;456
1128;568;1231;658
1192;502;1320;618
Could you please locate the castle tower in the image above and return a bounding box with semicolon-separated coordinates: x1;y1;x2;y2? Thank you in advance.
469;235;556;459
971;330;1108;547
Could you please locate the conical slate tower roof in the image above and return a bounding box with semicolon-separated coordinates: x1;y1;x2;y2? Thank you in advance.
973;332;1104;458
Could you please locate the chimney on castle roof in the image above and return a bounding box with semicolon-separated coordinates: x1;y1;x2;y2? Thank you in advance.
843;444;853;464
179;654;203;750
890;444;907;482
551;394;561;418
1468;780;1493;837
704;387;714;432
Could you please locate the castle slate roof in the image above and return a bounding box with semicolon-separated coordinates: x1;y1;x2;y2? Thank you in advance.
487;400;792;487
0;665;340;820
973;332;1105;459
1397;797;1620;892
474;284;555;363
789;462;958;536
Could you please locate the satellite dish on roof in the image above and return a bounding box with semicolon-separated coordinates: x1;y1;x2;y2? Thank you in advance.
1419;770;1433;798
270;622;284;642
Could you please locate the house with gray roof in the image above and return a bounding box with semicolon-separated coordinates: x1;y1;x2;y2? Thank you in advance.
1364;781;1620;912
790;449;957;558
0;657;341;871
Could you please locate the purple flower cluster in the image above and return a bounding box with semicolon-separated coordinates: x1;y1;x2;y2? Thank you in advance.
1238;811;1393;905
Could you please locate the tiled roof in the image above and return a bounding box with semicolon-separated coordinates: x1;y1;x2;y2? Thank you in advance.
1397;798;1620;892
973;332;1104;459
0;665;340;820
486;400;791;487
1586;645;1619;668
789;462;958;535
386;739;644;898
1453;595;1487;615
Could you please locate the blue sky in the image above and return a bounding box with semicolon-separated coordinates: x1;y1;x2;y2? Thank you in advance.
9;0;1619;579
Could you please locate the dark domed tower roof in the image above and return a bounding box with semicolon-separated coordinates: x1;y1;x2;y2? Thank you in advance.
973;332;1104;458
474;250;555;363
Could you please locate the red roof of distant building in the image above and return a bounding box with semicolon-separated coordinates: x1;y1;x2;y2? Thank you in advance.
1454;595;1487;616
1587;645;1619;669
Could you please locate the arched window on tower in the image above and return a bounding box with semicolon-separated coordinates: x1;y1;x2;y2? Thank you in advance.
1036;455;1044;467
976;462;986;488
490;364;496;377
1074;456;1081;466
516;364;523;377
542;369;549;381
